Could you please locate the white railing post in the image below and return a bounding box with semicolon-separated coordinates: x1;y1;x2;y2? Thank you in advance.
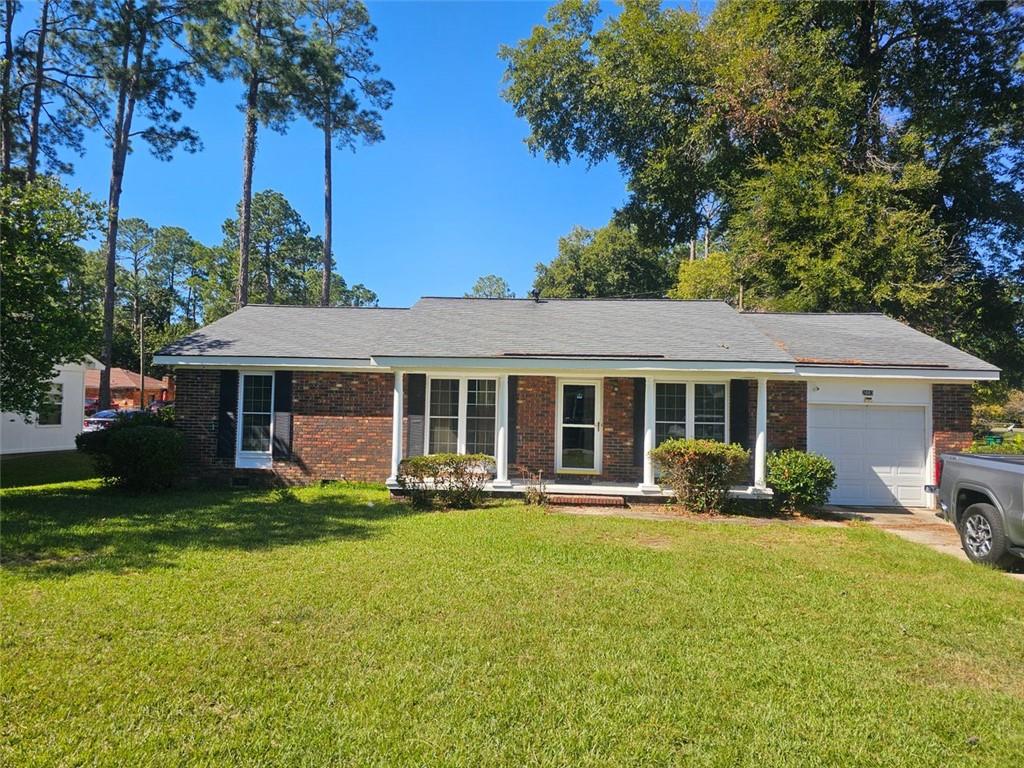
754;377;768;489
387;370;404;487
494;374;511;487
640;375;659;492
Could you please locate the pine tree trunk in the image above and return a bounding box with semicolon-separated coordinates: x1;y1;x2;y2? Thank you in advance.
320;116;332;306
265;242;274;304
26;0;49;181
237;77;259;308
100;31;143;410
0;0;15;177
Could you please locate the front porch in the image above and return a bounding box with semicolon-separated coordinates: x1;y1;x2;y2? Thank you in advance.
384;370;785;498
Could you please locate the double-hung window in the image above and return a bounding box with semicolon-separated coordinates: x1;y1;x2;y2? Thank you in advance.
36;383;63;426
238;373;274;465
654;382;728;444
426;377;497;456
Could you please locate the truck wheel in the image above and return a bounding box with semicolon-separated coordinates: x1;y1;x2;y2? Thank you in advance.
959;503;1015;569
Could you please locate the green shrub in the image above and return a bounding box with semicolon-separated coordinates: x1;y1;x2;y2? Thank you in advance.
967;434;1024;455
649;439;749;513
397;453;492;509
77;417;184;493
766;449;837;515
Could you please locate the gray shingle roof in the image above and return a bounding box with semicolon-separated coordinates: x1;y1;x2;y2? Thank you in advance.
156;298;998;373
376;298;793;362
742;312;998;372
157;305;409;360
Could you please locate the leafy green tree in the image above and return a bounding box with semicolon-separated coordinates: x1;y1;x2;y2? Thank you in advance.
194;0;306;308
0;178;101;415
534;224;679;298
70;0;204;408
298;0;392;305
467;274;515;299
501;0;1024;383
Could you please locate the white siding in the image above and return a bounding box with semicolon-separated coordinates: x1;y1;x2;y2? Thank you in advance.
1;362;92;455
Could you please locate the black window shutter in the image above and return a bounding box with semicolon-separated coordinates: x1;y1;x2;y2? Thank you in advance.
507;375;518;464
408;374;426;416
216;370;238;458
730;379;750;449
633;378;646;466
273;371;293;459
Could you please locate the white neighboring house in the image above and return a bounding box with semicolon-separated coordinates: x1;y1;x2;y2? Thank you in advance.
1;355;102;455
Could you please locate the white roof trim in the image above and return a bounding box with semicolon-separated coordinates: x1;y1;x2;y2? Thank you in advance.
370;356;797;374
153;355;378;370
794;365;998;381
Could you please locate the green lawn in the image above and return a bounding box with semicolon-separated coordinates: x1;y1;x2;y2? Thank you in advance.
2;482;1023;766
0;449;97;488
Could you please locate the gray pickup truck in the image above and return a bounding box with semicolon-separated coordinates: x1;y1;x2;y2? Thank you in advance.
927;454;1024;568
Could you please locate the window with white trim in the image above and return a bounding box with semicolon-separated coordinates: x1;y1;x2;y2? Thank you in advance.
466;379;496;455
36;383;63;426
240;374;274;453
694;383;726;441
428;378;459;454
426;377;498;457
655;383;686;446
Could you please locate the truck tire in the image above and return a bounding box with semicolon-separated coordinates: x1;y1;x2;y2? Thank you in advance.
958;503;1016;569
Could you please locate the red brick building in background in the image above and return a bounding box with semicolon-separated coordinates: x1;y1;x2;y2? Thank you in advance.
85;367;174;409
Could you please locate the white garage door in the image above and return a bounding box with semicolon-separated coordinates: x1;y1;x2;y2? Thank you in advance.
807;405;927;507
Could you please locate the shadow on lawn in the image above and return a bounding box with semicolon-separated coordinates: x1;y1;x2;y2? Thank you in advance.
1;483;417;579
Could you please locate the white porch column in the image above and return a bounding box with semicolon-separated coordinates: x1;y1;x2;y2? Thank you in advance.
754;376;768;489
493;374;511;487
640;375;659;492
386;370;404;487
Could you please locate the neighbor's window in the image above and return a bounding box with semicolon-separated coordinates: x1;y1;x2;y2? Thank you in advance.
655;383;686;446
694;383;726;442
240;374;273;452
428;378;460;454
465;379;496;455
36;383;64;426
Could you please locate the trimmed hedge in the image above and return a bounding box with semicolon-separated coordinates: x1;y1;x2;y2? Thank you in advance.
649;439;749;513
766;449;836;514
76;412;183;493
397;453;492;509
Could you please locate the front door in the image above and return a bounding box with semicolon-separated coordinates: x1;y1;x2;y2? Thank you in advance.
557;381;601;473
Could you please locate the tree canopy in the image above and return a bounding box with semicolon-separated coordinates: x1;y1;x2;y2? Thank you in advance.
467;274;515;299
502;0;1024;383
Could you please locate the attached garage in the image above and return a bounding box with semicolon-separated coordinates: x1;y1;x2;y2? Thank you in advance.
808;404;929;507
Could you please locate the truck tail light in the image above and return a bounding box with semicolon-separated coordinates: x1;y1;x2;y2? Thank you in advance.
935;457;944;486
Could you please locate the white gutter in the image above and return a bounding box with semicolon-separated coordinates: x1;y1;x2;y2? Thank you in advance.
794;365;999;381
368;356;797;374
152;355;378;370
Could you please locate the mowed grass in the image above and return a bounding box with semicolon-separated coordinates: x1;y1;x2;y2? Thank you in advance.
0;449;97;488
2;482;1023;767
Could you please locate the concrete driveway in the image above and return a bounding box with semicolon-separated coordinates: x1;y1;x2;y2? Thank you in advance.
831;506;1024;581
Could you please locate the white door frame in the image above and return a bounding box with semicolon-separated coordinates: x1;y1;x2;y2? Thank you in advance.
555;378;602;475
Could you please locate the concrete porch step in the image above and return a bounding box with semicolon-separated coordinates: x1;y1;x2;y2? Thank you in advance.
547;494;627;508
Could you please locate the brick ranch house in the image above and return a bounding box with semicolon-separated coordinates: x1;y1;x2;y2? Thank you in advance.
154;298;999;508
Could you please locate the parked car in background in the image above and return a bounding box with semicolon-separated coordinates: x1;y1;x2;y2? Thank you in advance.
82;409;143;432
927;453;1024;569
83;398;102;417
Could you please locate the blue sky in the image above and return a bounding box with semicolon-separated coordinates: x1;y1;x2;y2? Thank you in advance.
57;1;636;306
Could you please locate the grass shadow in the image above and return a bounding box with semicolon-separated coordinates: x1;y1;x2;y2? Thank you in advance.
1;482;420;579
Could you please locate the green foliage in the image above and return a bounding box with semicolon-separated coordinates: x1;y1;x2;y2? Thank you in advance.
467;274;515;299
77;416;182;493
966;435;1024;456
397;453;492;509
671;251;738;302
649;438;749;513
0;177;101;415
766;449;837;515
501;0;1024;383
534;223;680;298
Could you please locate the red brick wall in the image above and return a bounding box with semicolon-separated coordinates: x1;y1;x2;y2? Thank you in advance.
175;369;234;476
175;369;395;485
274;372;394;484
601;377;639;483
747;380;807;451
512;375;556;480
932;384;973;476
